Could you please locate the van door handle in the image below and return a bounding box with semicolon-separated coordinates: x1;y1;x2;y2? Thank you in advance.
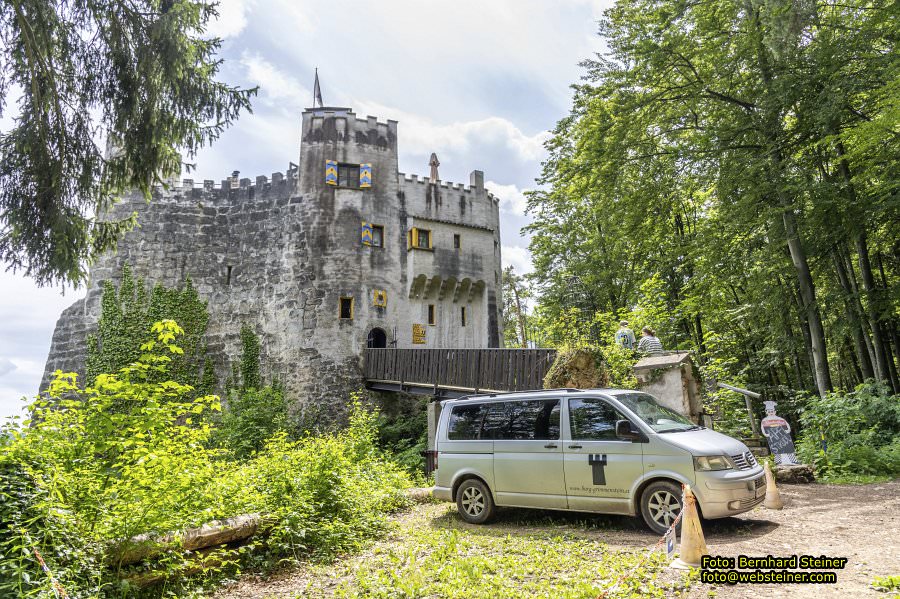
544;443;558;449
568;444;583;449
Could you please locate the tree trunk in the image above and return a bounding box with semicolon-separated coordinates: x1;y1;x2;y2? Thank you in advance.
789;278;817;391
511;282;528;349
855;231;891;387
833;250;875;379
747;0;831;396
843;249;878;366
785;223;832;396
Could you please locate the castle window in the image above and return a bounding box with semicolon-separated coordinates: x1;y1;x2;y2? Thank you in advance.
339;296;354;319
453;234;461;249
408;227;432;250
361;222;384;247
461;306;467;326
226;265;232;285
427;304;436;326
371;224;384;247
373;289;387;307
338;163;360;188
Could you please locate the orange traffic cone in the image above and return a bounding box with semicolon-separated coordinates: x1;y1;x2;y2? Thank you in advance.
670;485;709;569
763;461;783;510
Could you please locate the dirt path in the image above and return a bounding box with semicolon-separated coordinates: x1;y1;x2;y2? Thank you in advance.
212;480;899;598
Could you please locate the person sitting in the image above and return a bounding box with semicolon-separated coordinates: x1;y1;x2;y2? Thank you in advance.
637;327;664;356
615;320;636;350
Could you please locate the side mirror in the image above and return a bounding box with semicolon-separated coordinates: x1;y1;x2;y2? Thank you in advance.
616;419;639;440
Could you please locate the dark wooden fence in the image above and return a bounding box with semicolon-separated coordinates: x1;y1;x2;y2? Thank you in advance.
364;348;558;395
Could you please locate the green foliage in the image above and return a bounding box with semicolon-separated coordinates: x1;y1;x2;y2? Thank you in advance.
86;264;212;391
239;408;411;565
1;322;412;595
333;507;692;598
0;0;255;287
796;383;900;480
871;574;900;593
239;325;261;391
526;0;900;411
375;396;429;482
213;386;290;459
501;266;533;348
0;462;104;598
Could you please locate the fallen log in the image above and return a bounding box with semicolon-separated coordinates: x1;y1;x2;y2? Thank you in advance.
110;513;264;567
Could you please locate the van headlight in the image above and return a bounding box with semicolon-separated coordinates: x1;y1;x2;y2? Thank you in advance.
693;455;734;471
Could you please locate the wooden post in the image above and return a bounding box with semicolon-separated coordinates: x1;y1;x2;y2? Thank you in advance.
716;382;761;437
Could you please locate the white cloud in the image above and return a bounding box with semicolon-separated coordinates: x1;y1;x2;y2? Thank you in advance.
486;181;532;217
240;52;310;107
205;0;253;39
502;245;534;276
351;99;549;166
0;358;15;377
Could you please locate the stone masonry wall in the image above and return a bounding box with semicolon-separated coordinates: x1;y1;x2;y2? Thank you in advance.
43;107;503;420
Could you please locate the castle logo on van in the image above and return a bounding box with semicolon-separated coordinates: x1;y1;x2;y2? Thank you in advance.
588;454;608;485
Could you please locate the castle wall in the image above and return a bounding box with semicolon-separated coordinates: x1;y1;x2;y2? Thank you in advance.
43;107;503;420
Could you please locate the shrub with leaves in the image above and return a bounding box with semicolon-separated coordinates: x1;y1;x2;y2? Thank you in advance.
796;383;900;481
1;321;412;595
213;386;290;459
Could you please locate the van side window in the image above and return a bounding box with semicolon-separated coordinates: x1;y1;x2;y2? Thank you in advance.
482;399;561;440
480;403;508;439
448;404;485;440
569;398;628;441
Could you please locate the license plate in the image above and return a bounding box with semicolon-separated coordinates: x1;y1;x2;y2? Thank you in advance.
756;486;766;498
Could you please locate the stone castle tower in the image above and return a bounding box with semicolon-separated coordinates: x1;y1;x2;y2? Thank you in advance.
43;106;503;414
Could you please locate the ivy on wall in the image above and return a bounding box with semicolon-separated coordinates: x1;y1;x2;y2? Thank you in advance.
85;264;214;391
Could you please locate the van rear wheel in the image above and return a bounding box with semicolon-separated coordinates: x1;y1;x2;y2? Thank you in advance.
640;481;683;535
456;479;495;524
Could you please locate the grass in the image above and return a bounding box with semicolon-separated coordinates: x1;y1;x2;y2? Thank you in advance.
870;574;900;593
325;505;696;599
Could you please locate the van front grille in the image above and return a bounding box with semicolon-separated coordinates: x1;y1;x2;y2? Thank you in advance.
731;451;757;470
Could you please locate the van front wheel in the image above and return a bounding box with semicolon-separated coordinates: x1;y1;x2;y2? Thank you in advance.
456;479;495;524
640;481;683;535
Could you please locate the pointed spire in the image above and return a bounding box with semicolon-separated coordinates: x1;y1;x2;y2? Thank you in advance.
429;153;440;182
313;68;324;108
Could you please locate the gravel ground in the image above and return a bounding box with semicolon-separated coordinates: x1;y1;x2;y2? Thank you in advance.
211;479;899;598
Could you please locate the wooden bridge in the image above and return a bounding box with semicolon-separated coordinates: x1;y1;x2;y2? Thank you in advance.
363;348;558;398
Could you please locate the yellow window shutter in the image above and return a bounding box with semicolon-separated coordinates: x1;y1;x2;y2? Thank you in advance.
360;163;372;188
325;160;338;185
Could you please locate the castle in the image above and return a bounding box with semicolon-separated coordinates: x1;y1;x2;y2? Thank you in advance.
43;105;503;413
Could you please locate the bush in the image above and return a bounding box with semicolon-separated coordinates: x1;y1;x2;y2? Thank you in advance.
213;386;291;459
376;396;429;480
0;321;412;596
238;403;411;563
796;383;900;480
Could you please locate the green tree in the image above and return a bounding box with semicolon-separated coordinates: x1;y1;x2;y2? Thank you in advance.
501;266;532;348
527;0;899;412
0;0;255;286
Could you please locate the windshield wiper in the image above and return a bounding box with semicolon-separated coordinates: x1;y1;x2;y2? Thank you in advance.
656;425;701;433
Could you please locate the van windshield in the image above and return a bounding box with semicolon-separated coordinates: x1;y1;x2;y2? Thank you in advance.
614;393;700;433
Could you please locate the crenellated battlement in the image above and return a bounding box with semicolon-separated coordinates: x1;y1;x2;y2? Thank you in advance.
398;173;478;194
154;166;301;201
301;107;397;149
44;99;503;421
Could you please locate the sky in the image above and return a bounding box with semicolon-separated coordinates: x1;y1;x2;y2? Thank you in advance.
0;0;610;422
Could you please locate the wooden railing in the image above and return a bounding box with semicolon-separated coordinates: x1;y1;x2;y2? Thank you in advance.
364;348;558;394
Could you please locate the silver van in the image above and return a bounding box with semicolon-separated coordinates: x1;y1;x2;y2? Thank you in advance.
432;388;765;534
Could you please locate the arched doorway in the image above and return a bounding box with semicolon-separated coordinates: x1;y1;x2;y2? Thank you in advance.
367;327;387;348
